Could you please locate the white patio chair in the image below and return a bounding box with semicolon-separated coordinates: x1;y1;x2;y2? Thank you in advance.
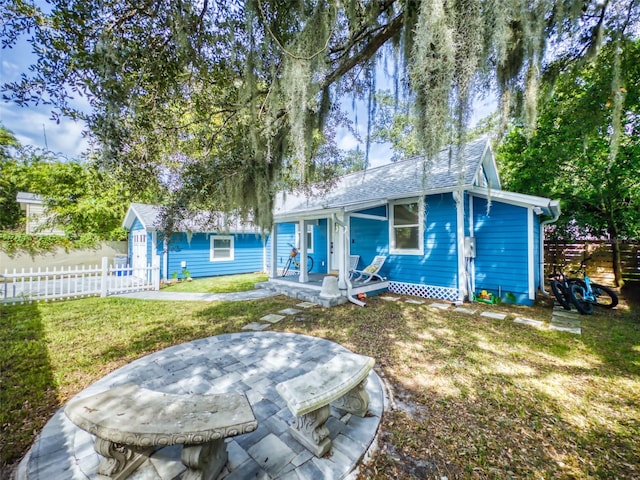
349;255;360;276
350;255;386;283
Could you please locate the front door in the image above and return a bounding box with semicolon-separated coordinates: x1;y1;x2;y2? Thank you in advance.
329;219;340;272
131;230;147;277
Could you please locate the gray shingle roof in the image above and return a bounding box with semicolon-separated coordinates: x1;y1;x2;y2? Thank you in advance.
275;137;491;217
16;192;44;204
123;203;261;233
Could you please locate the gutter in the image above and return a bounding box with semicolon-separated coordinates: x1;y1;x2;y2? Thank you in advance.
332;212;366;307
539;201;561;294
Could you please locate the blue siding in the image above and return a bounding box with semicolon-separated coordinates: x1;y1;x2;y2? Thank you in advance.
353;205;387;218
270;223;297;271
420;193;459;288
473;198;531;304
164;232;264;279
349;193;458;289
349;216;390;277
268;222;328;274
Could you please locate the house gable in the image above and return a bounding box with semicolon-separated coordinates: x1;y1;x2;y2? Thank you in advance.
16;191;64;236
274;137;493;219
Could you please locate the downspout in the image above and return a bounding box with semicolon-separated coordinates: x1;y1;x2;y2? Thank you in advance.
453;189;466;304
332;212;366;307
539;203;561;294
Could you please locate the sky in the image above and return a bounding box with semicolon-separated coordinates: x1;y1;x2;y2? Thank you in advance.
1;36;91;158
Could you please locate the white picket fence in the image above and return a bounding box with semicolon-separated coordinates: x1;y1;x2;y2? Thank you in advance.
1;256;160;305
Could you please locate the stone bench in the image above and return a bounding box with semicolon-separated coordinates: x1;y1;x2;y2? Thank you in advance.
275;352;375;456
64;383;257;480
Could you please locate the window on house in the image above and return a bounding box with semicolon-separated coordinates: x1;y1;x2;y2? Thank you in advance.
210;235;234;262
390;199;423;254
295;224;314;253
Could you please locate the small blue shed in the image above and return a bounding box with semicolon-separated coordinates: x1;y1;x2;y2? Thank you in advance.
269;138;560;306
122;203;267;281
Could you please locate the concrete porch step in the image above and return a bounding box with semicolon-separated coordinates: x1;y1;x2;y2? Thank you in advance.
256;281;347;308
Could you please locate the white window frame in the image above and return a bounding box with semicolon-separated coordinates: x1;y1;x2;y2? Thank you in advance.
294;224;314;254
389;197;424;255
210;235;234;262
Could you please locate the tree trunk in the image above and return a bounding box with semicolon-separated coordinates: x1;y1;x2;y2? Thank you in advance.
608;224;624;287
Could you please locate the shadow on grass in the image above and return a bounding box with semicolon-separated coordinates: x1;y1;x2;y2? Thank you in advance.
94;297;298;366
0;303;58;473
275;298;640;478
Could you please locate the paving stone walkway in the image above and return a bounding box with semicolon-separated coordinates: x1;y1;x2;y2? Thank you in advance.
378;295;581;334
17;332;384;480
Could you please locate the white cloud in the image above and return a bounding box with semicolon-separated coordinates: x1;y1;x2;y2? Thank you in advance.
0;102;89;158
1;33;91;158
336;130;360;151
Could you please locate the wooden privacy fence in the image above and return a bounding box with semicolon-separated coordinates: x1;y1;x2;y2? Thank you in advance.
1;256;160;305
545;240;640;283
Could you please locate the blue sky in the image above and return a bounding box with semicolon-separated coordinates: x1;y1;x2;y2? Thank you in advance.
1;35;90;158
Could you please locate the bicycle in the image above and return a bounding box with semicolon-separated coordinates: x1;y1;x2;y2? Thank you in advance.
568;257;619;315
548;263;574;311
281;244;314;276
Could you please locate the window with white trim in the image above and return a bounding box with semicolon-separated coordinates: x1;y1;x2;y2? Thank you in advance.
210;235;234;262
390;199;424;254
294;224;314;254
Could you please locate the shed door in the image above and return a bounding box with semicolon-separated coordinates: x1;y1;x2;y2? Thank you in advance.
132;230;147;275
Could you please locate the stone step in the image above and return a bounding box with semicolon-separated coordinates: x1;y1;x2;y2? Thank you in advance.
257;282;346;308
514;317;545;328
480;311;508;320
550;315;581;327
549;323;581;334
552;308;580;319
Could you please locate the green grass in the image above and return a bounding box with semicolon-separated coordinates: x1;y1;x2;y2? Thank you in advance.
161;272;268;293
1;285;639;478
0;293;298;470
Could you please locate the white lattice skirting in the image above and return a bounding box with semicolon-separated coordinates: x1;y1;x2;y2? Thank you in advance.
389;281;459;302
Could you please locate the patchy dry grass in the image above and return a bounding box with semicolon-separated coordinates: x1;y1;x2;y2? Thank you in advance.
272;296;640;479
1;284;639;479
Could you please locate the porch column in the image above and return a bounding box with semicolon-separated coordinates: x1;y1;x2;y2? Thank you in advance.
299;219;308;283
454;189;467;303
336;212;348;291
270;224;278;278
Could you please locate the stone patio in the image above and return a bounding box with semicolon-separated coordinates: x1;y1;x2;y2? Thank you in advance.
16;332;385;480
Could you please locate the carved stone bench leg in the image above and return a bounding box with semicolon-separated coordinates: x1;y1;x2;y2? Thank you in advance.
332;378;370;417
289;404;331;457
94;437;152;480
181;439;227;480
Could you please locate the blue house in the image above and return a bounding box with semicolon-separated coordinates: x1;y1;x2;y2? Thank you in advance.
122;203;266;281
267;138;560;306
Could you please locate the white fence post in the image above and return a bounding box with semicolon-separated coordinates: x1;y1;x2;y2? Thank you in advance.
2;255;158;304
101;257;109;297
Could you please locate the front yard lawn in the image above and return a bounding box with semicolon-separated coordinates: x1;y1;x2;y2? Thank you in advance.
160;272;268;293
1;285;638;478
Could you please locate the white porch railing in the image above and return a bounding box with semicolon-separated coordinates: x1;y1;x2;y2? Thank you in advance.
1;256;160;305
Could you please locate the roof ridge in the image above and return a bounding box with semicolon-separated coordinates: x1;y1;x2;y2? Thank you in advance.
333;136;489;182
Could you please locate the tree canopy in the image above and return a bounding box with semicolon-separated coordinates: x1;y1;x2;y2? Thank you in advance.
2;0;638;229
498;39;640;285
0;132;161;239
